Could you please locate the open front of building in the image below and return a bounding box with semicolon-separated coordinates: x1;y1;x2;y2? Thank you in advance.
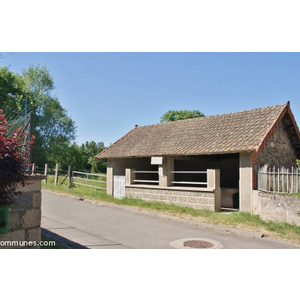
97;102;300;214
106;153;251;212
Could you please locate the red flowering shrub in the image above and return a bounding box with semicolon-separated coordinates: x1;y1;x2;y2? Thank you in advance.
0;109;34;210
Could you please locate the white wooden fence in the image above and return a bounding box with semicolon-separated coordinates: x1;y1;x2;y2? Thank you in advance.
31;163;106;191
72;170;107;190
258;166;300;194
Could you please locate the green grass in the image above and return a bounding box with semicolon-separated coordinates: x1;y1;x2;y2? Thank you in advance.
42;176;300;245
284;193;300;198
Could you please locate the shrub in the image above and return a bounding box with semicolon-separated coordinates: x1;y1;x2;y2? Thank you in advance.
0;109;34;208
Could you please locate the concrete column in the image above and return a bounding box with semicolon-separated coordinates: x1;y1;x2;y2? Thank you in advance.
106;165;114;196
239;153;253;213
207;169;221;211
158;157;174;187
125;168;135;185
207;169;220;189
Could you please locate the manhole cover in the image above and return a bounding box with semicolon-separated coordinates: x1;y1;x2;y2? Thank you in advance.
169;238;223;249
183;240;214;249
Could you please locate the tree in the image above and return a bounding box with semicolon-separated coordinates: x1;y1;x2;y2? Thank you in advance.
0;65;76;168
0;64;107;172
0;67;29;116
32;96;76;167
49;142;85;170
80;141;107;173
22;66;76;168
160;109;205;123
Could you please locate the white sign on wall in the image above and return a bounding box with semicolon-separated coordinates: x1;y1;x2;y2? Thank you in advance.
151;156;163;165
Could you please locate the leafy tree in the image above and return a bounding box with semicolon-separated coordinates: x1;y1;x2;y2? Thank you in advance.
0;67;29;117
0;65;76;168
0;64;107;173
160;109;205;123
91;156;107;174
32;96;76;167
55;142;85;170
22;65;76;168
51;141;107;173
80;141;107;173
297;159;300;168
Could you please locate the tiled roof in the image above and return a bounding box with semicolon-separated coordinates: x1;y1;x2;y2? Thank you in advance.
96;102;295;158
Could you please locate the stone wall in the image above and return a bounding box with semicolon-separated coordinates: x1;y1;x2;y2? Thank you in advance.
253;190;300;226
125;186;217;211
0;176;45;249
256;122;296;168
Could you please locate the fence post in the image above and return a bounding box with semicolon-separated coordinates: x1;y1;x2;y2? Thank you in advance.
54;164;59;186
44;163;48;183
296;167;299;194
272;166;275;193
286;168;289;193
282;166;285;193
277;167;280;193
68;166;72;188
268;168;271;192
291;167;294;194
31;163;35;175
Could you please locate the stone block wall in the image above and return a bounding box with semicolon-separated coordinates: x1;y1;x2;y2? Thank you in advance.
125;186;216;211
252;121;297;191
0;176;44;249
253;190;300;226
255;122;296;168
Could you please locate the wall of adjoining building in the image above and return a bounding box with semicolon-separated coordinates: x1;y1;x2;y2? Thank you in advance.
256;121;296;168
253;190;300;226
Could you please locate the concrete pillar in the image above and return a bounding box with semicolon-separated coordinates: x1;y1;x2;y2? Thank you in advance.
125;168;135;185
207;169;221;211
106;165;114;196
158;157;174;187
207;169;220;189
239;153;253;213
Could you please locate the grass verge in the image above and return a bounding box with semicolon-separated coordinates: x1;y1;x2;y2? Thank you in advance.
42;177;300;245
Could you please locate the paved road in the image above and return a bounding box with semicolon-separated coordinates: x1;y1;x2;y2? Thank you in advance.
41;190;300;249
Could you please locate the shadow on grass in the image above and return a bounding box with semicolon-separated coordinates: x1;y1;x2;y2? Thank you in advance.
41;228;88;249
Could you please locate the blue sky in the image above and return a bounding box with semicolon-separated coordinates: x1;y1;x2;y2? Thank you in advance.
1;52;300;147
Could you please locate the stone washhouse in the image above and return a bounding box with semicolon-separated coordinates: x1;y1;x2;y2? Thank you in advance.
96;102;300;213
